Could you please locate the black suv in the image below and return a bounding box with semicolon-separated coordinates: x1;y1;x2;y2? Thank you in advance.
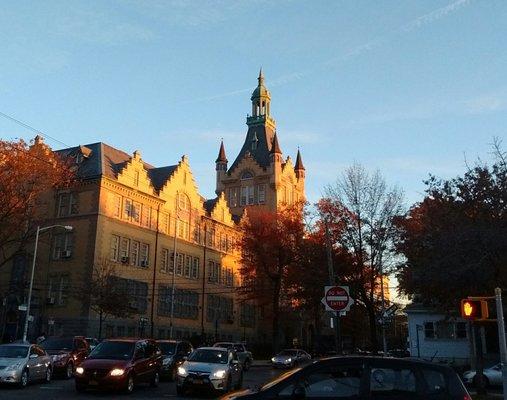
220;356;471;400
40;336;89;378
156;340;193;380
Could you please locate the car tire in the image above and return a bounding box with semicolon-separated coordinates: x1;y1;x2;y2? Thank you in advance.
225;376;232;393
45;367;52;383
124;374;135;394
65;361;74;379
18;369;29;388
176;386;187;397
243;359;251;371
473;375;490;388
150;370;160;387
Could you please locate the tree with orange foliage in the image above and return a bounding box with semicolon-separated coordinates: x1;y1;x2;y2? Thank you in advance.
239;203;305;351
0;137;74;269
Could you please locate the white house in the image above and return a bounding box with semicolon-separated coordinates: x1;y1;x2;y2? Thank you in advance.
406;303;472;366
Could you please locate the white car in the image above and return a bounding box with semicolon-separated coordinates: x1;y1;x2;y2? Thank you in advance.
176;347;243;395
463;363;502;387
271;349;311;368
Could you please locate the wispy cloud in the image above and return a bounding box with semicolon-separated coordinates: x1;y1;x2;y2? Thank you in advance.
464;92;507;114
178;0;473;104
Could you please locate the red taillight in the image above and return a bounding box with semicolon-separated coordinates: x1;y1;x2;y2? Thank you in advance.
464;395;472;400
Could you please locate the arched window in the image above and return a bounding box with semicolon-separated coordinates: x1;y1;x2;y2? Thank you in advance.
241;171;253;180
240;171;255;205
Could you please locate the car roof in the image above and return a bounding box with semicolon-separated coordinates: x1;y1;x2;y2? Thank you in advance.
316;356;455;370
103;338;146;343
0;343;31;347
156;339;186;343
198;346;229;351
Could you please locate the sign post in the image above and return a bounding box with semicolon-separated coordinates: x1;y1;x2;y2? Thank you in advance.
322;285;354;354
494;288;507;400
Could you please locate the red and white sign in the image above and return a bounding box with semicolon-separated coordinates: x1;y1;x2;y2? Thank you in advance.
321;286;354;313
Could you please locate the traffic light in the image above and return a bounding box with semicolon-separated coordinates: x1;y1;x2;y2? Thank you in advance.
460;299;489;320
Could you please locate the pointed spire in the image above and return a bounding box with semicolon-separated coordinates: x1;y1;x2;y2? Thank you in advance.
270;132;282;154
258;67;264;86
216;140;228;163
295;148;305;170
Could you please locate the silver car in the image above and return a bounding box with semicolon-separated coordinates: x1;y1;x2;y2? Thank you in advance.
463;363;502;387
176;347;243;395
0;343;53;387
271;349;311;368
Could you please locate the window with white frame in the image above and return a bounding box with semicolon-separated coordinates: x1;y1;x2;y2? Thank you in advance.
58;192;79;217
142;206;151;228
176;254;184;275
52;233;74;260
131;240;140;266
110;235;120;261
48;275;69;305
208;260;220;283
192;257;199;279
184;255;192;278
161;248;169;273
120;237;130;260
258;184;266;203
132;202;141;223
140;243;149;266
113;195;122;217
123;198;133;220
158;286;199;319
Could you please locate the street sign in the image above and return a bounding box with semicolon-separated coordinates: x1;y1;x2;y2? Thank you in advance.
322;286;354;312
18;305;27;311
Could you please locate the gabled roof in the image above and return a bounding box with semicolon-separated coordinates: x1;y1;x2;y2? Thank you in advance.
204;198;219;214
55;142;176;190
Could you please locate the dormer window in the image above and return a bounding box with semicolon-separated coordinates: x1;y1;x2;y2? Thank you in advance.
241;171;253;180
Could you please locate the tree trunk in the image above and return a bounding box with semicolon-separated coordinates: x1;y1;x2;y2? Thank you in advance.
367;305;378;351
272;277;282;352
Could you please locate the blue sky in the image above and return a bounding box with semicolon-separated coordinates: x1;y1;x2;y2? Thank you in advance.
1;0;506;206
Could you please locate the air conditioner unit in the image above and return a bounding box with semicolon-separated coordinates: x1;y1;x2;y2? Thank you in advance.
60;250;72;258
140;260;149;267
120;256;129;264
47;297;55;305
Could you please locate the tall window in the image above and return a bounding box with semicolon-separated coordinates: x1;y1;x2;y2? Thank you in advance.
228;187;239;207
58;193;79;217
123;199;133;220
241;171;254;206
184;255;192;278
140;243;149;266
176;254;184;276
258;184;266;203
142;206;151;229
130;241;140;266
161;248;169;273
192;257;200;279
113;195;122;217
110;235;120;261
52;233;74;260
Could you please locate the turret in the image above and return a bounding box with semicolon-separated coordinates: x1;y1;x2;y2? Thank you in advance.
215;140;228;195
294;148;305;180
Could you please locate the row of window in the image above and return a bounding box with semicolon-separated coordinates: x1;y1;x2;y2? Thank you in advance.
111;277;149;313
227;184;266;207
208;261;234;286
52;233;74;260
423;321;467;340
57;192;79;217
47;275;69;305
158;287;199;319
207;295;234;324
161;250;200;280
110;235;150;267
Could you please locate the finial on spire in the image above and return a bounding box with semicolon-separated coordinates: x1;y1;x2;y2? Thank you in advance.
216;140;228;163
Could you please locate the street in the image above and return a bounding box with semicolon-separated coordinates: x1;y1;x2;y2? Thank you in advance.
0;366;283;400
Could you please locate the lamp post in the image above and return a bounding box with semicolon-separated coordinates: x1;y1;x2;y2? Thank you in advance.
23;224;73;342
169;192;180;339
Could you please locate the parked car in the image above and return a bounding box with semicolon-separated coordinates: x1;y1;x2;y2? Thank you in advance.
177;346;243;395
463;363;502;387
213;342;253;370
74;338;162;393
0;343;52;388
271;349;311;368
156;339;193;380
85;338;100;351
39;336;89;378
220;356;471;400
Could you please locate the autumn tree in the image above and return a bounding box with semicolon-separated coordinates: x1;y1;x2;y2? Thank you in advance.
238;203;305;351
396;141;507;308
0;137;73;269
78;261;133;339
320;163;404;350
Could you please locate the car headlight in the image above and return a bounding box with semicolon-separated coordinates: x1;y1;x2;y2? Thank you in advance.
75;367;84;375
6;362;24;371
271;357;276;362
163;356;173;366
286;358;292;363
213;370;227;379
110;368;125;376
177;366;187;377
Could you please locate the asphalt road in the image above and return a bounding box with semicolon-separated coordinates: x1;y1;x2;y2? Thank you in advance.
0;366;284;400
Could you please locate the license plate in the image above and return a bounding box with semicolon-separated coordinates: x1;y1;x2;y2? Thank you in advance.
89;380;98;386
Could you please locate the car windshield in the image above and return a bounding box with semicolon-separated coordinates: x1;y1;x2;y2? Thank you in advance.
279;350;297;356
40;338;74;350
188;349;228;364
0;346;29;358
88;341;135;360
260;368;302;391
158;342;177;355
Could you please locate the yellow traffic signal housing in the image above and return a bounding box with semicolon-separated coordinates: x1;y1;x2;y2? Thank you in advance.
460;299;489;320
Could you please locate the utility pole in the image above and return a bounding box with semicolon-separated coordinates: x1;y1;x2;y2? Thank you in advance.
494;288;507;399
169;192;179;339
378;250;388;355
324;218;341;354
150;204;161;338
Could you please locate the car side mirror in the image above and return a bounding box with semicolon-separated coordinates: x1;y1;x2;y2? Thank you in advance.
292;386;306;400
29;353;38;359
